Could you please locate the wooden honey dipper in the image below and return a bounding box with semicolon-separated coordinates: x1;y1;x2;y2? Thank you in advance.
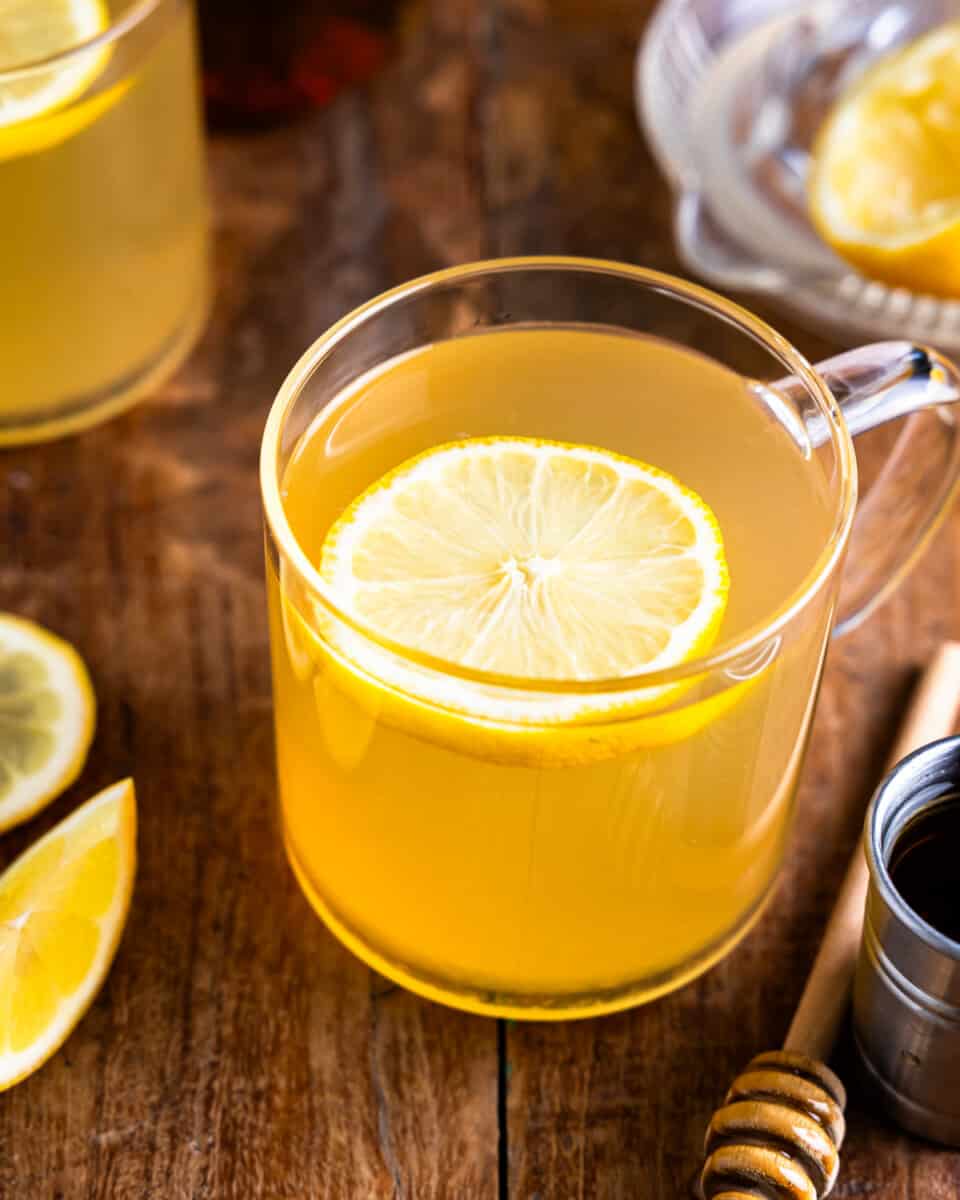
699;642;960;1200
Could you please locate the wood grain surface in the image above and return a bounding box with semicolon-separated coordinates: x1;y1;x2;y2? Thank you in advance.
3;0;960;1195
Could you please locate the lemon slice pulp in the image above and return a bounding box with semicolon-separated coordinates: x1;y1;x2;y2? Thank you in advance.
0;0;113;160
0;779;136;1090
809;21;960;297
309;438;732;763
0;614;96;833
323;438;729;679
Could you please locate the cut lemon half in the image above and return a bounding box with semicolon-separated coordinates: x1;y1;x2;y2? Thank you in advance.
0;779;136;1090
0;615;96;833
809;21;960;297
0;0;114;161
309;438;735;765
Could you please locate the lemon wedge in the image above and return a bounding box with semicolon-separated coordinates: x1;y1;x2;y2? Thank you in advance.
0;615;96;833
809;21;960;297
0;779;136;1090
0;0;114;161
307;438;733;765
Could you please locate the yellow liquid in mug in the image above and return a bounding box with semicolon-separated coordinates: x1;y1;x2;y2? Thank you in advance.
268;330;836;1017
0;1;208;441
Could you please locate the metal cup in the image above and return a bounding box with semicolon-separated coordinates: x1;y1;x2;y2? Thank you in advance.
855;735;960;1146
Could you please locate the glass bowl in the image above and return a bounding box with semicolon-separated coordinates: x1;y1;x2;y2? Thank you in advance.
637;0;960;350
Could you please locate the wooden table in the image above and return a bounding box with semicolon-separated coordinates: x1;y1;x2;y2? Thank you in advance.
3;1;960;1195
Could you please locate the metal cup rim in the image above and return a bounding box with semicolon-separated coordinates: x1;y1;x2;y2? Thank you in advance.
865;734;960;964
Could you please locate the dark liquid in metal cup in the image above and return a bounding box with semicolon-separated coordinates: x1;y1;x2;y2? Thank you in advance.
889;800;960;943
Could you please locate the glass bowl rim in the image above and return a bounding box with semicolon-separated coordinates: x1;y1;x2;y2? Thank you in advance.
260;255;857;696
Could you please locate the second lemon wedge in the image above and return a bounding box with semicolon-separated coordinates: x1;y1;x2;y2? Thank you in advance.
809;21;960;297
0;779;136;1090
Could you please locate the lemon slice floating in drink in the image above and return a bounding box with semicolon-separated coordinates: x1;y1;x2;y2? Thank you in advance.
0;614;96;833
0;779;136;1090
809;21;960;298
323;438;729;676
0;0;116;161
317;437;734;765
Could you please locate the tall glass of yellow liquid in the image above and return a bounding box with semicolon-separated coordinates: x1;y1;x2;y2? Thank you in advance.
0;0;209;444
261;259;960;1019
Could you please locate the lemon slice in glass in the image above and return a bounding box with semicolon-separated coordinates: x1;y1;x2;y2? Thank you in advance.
0;614;96;833
0;779;136;1090
315;438;732;764
809;21;960;298
323;438;729;678
0;0;114;161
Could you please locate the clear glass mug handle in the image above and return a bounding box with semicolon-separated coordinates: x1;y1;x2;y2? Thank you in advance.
771;342;960;636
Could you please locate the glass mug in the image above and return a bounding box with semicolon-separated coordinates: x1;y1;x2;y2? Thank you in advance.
0;0;209;445
260;259;960;1019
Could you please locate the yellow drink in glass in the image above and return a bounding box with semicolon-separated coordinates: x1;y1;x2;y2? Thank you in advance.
265;312;837;1019
0;0;209;444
